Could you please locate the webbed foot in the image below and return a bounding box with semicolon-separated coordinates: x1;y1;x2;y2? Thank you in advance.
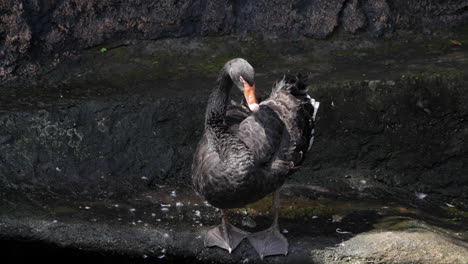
247;226;288;259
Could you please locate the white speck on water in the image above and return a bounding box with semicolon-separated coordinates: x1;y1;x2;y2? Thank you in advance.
241;210;248;215
312;215;319;219
170;190;176;197
142;254;148;259
203;201;211;207
282;229;288;234
415;191;427;200
214;208;219;212
160;204;171;207
129;208;136;212
242;258;249;263
132;221;136;225
141;176;148;180
114;204;119;208
158;254;166;259
445;203;455;208
117;218;122;221
156;219;161;222
194;203;199;206
163;233;169;238
194;210;201;218
360;180;367;184
151;213;156;217
336;228;352;234
161;207;169;212
55;167;61;172
331;101;335;107
161;248;166;253
52;220;58;224
84;206;91;210
137;220;142;223
196;235;202;239
144;223;148;227
176;202;183;207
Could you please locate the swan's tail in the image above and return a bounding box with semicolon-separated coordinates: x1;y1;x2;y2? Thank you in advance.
272;74;309;96
272;74;320;151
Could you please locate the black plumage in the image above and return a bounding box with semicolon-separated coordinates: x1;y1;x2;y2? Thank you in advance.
192;59;317;208
191;58;319;257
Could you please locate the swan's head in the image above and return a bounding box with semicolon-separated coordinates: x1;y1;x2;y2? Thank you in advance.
226;58;259;112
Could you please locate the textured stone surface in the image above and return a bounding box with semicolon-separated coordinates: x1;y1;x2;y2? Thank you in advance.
0;35;467;205
1;186;467;263
1;0;467;80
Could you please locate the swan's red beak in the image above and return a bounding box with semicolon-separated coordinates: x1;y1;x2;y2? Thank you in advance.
241;78;259;112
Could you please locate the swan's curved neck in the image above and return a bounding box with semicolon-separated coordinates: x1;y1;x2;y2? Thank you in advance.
205;66;232;128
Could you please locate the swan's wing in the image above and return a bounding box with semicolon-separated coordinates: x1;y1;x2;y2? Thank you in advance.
237;105;285;165
192;134;222;193
225;105;251;133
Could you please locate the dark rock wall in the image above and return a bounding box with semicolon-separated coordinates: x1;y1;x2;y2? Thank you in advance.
0;95;206;197
1;0;467;80
0;77;467;201
311;78;468;199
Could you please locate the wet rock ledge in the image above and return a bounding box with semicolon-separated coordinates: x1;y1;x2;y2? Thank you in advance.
1;31;468;263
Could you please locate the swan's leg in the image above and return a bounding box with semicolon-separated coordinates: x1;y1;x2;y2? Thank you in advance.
204;209;249;253
247;189;288;259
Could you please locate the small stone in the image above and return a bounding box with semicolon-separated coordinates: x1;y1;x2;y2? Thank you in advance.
194;210;201;217
241;217;256;228
368;80;381;92
332;215;344;223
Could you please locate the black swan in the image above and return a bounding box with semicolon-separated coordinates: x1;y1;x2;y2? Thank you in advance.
192;58;319;259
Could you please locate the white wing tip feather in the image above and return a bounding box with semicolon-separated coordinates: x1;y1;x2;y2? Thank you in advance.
307;96;320;151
